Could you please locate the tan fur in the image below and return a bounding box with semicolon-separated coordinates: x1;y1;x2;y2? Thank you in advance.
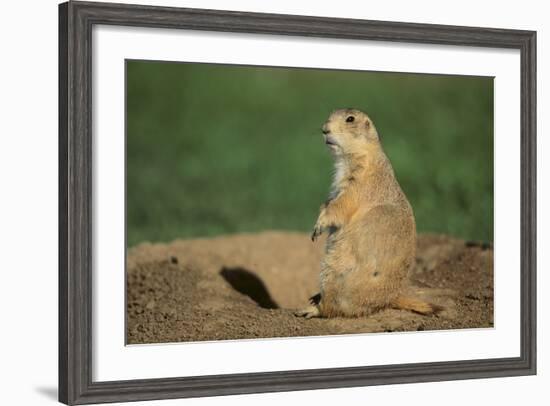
391;295;440;315
296;108;439;318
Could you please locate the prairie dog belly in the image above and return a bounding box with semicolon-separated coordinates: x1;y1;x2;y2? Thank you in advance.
319;205;415;317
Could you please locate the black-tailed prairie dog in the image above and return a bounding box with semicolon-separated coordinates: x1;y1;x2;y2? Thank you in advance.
296;108;440;319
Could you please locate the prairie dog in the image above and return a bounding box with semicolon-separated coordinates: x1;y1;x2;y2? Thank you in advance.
296;108;438;318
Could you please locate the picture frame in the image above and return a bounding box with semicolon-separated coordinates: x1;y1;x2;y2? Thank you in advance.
59;1;536;404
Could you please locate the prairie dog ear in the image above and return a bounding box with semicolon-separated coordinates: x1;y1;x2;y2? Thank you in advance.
365;119;378;140
364;118;381;141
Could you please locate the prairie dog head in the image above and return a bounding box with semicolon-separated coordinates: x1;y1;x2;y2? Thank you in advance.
321;108;380;155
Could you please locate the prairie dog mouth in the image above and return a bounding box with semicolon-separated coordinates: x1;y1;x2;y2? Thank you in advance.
324;136;338;146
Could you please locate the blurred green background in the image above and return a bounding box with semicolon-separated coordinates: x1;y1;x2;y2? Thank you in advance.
126;61;493;247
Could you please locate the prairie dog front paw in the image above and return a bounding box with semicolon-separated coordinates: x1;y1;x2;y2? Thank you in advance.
311;210;329;241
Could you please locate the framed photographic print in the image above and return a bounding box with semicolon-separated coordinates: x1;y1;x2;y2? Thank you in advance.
59;1;536;404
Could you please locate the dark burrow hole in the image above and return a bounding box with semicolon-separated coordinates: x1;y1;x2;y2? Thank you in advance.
220;267;279;309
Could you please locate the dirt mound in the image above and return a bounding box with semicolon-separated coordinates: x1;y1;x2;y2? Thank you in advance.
127;232;493;344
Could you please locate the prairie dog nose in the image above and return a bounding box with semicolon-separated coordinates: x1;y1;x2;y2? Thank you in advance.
322;123;330;134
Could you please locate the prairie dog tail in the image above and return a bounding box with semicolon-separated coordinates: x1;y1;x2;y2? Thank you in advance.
391;295;442;315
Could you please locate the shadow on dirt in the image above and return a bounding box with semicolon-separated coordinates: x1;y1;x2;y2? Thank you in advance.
220;266;279;309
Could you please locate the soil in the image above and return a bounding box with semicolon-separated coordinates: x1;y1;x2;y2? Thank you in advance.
127;232;493;344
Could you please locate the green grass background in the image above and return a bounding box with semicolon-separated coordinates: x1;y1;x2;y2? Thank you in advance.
126;61;493;247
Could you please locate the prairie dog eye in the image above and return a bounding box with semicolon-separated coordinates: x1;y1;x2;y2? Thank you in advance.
346;116;355;123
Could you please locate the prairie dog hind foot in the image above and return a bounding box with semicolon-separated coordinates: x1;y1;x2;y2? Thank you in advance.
294;305;320;319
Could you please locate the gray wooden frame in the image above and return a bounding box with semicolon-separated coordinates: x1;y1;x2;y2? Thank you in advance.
59;1;537;404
